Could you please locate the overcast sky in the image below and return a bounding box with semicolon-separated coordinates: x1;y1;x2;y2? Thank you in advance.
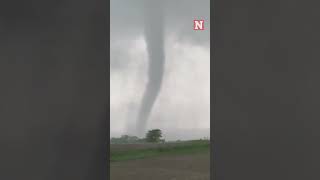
110;0;210;140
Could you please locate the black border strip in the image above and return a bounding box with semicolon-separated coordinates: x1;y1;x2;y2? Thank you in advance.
211;0;215;179
106;0;111;179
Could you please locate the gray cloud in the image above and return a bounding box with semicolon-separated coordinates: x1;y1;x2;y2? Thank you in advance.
111;0;210;49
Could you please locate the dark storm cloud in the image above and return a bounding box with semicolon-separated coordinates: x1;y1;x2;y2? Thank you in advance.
110;0;210;75
110;0;210;49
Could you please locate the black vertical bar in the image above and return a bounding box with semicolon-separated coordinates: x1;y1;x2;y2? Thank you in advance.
211;0;215;179
214;0;320;179
0;1;109;179
106;0;111;179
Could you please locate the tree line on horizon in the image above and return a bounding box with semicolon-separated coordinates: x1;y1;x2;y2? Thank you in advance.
111;129;165;144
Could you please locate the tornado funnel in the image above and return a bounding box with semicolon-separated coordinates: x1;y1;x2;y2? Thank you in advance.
136;0;165;137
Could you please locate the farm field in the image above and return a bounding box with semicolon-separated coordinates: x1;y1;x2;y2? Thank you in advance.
110;140;210;180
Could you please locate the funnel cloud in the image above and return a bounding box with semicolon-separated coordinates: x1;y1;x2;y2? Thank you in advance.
136;0;166;136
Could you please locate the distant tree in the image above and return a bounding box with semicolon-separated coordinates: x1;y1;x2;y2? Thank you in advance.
137;138;147;143
145;129;163;143
127;136;139;142
121;135;129;142
111;135;141;144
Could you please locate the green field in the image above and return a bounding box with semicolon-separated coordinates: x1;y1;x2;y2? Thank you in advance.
110;140;210;162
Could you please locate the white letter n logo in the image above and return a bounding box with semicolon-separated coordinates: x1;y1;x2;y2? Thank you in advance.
194;20;204;30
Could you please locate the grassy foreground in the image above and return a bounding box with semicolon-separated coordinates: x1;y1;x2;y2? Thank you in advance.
110;140;210;162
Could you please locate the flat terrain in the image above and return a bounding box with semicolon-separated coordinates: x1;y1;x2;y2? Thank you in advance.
111;152;210;180
110;141;210;180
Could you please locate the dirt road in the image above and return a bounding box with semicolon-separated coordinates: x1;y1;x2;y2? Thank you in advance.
110;152;210;180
